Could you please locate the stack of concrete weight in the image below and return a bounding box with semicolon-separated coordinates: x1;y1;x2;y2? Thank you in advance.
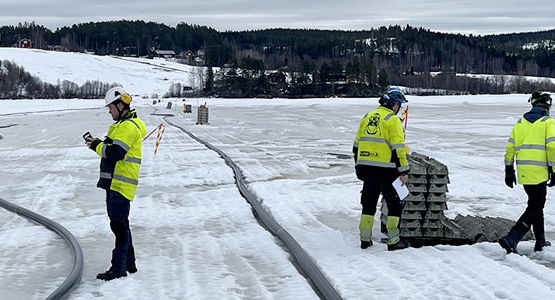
381;152;465;240
452;215;533;243
196;105;209;125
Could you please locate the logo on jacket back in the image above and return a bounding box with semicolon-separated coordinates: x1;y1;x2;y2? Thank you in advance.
365;113;380;135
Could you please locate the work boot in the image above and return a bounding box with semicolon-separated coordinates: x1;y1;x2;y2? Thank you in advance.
498;228;524;254
361;240;373;249
127;266;138;274
534;234;552;252
387;240;410;251
96;268;127;281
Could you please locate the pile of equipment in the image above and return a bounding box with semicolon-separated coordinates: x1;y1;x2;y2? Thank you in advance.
380;152;530;246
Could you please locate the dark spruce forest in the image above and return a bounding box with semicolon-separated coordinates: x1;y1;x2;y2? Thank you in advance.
2;20;555;99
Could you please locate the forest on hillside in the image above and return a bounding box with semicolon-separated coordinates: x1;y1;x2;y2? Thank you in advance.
2;21;555;98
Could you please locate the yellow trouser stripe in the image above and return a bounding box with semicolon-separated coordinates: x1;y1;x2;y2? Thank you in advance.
386;216;400;245
359;214;374;242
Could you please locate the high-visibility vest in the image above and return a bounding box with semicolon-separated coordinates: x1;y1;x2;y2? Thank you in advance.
354;106;409;173
96;110;146;201
505;113;555;185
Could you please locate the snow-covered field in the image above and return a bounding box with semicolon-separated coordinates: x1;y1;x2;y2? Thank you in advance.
1;48;555;299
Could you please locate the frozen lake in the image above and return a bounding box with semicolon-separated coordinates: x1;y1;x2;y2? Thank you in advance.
2;95;555;299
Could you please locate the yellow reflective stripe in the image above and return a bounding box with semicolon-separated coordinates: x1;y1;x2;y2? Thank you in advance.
100;144;108;158
508;137;515;144
384;113;395;121
353;141;359;148
356;160;397;168
387;230;400;244
391;143;405;150
386;216;400;244
515;144;546;151
113;174;139;186
359;215;374;242
517;160;548;167
113;139;130;151
359;136;391;147
123;157;141;164
547;137;555;143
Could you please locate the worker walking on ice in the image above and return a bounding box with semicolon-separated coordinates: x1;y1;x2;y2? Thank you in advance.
353;87;411;251
85;87;147;280
499;91;555;254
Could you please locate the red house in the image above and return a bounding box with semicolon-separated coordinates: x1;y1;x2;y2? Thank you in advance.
17;38;32;48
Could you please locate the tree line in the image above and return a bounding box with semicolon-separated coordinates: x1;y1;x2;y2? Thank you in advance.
3;21;555;96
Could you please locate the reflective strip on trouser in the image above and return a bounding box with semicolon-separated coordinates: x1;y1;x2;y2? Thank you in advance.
359;214;374;242
386;216;400;245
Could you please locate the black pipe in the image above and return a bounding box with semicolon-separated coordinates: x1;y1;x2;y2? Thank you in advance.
0;197;84;300
165;119;343;300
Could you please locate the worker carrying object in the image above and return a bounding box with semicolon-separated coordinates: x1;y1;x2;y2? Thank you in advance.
499;91;555;254
352;86;410;251
85;86;147;281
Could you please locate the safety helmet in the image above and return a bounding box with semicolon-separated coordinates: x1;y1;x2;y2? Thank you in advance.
104;86;132;106
386;86;402;94
529;91;552;109
380;88;407;107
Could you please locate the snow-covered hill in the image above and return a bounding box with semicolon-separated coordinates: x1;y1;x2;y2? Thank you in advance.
0;47;197;98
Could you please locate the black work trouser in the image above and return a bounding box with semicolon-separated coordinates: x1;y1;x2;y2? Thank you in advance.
356;166;402;217
513;182;547;238
106;190;136;272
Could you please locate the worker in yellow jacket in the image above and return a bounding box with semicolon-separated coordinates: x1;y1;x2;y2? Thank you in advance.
353;87;410;251
500;91;555;254
86;87;147;280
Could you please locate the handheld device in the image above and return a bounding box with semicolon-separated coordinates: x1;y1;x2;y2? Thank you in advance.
83;132;92;141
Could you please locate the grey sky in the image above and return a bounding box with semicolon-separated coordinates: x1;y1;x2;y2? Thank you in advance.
2;0;555;35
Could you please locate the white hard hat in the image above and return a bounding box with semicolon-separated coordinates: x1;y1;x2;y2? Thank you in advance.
104;87;132;106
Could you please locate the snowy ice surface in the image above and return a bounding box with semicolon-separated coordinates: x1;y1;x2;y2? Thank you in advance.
1;48;555;299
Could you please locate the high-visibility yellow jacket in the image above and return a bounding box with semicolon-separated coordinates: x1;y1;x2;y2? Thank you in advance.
505;107;555;185
353;106;409;174
92;110;146;201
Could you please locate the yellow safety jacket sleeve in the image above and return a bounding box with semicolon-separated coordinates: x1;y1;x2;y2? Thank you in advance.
505;116;555;184
354;106;409;173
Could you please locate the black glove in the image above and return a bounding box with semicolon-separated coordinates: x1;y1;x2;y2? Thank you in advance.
548;167;555;187
89;138;102;151
505;166;516;188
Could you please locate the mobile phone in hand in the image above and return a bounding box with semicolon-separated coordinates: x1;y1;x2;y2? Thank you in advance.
83;132;92;141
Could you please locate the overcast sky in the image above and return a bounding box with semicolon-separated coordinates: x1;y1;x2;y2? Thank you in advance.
2;0;555;36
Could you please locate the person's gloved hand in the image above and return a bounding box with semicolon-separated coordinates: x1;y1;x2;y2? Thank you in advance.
87;138;102;151
548;167;555;187
505;166;516;188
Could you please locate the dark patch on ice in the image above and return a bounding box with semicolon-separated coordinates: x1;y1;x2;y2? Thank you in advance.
327;152;352;159
150;113;174;117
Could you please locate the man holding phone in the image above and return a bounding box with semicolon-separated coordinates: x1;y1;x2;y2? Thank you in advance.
85;86;146;281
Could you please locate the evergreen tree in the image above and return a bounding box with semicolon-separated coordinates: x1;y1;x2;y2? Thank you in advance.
204;66;214;94
378;68;389;90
